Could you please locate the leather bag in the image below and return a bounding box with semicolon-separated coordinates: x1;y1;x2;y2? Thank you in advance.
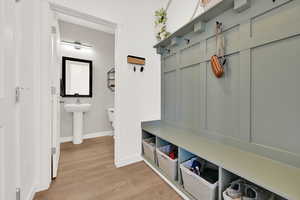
211;55;224;78
211;21;225;78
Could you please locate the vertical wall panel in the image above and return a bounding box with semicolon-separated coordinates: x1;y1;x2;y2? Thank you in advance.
164;71;177;122
179;65;202;131
180;42;205;67
251;1;300;46
0;14;3;99
251;35;300;155
164;54;177;72
199;63;207;131
223;25;240;54
238;50;251;142
206;54;240;138
206;25;240;57
206;36;217;58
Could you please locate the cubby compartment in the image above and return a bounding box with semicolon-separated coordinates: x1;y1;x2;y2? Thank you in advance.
142;121;299;200
142;131;156;164
156;137;178;181
220;168;287;200
179;148;219;200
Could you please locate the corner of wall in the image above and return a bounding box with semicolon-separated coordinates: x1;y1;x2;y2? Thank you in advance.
114;154;142;168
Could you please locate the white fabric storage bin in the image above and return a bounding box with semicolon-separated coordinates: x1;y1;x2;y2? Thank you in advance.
142;138;156;163
156;145;178;181
180;158;218;200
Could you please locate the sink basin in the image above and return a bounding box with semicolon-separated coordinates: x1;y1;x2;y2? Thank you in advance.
64;103;91;144
64;103;91;112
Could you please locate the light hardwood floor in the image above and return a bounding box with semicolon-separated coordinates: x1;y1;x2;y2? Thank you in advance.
34;136;182;200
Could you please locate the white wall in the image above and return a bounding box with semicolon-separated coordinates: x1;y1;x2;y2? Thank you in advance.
4;0;164;197
19;0;204;195
161;0;205;33
59;21;115;138
48;0;164;167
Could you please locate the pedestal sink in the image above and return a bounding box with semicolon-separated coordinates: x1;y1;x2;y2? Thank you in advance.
64;103;91;144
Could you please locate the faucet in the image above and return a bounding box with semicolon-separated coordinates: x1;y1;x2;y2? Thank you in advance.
76;98;81;104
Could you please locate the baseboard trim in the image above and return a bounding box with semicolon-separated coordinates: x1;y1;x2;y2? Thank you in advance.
60;131;113;143
143;158;191;200
35;183;50;193
26;184;50;200
115;154;142;168
25;186;37;200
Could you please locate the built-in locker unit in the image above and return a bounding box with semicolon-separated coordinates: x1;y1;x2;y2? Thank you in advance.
142;0;300;199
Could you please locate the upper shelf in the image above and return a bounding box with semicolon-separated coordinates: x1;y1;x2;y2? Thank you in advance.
154;0;234;49
142;121;300;200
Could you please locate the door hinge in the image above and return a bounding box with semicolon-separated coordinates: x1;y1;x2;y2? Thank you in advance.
16;188;20;200
15;87;21;103
51;86;56;95
15;86;29;103
51;147;56;155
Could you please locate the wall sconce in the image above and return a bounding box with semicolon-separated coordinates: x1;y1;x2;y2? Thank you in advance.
61;40;92;50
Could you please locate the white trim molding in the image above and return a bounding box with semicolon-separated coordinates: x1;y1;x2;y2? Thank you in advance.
50;3;117;34
115;154;142;168
35;184;50;193
60;131;114;143
25;186;37;200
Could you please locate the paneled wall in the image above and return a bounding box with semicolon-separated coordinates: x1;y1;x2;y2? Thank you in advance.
160;0;300;167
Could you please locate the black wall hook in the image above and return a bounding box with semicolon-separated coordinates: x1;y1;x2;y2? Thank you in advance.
184;38;190;45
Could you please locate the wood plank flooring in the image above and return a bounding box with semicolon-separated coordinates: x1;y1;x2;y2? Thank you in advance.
34;136;182;200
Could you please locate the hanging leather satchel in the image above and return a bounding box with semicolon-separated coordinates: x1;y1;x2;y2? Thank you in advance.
211;55;224;78
211;21;225;78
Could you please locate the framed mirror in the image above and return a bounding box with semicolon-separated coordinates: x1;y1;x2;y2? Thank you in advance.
61;57;93;97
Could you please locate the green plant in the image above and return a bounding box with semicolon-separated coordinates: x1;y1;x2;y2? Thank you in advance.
154;8;170;41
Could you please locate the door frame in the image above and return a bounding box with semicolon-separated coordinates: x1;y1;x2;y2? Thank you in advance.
38;2;119;190
50;15;61;179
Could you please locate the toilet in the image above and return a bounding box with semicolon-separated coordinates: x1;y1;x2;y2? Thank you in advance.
107;108;114;130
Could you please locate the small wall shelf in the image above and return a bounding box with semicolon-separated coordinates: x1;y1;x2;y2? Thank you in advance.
107;68;115;92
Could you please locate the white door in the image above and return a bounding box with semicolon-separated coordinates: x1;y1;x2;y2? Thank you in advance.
0;0;18;199
51;23;61;178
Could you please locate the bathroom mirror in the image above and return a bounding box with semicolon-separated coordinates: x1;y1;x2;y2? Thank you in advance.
61;57;93;97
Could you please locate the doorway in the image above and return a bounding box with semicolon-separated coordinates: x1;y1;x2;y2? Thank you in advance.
49;4;117;179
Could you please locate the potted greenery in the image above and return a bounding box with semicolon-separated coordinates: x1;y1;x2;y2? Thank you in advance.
154;8;170;41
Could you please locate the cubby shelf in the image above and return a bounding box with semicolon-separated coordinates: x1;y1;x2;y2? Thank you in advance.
142;155;197;200
142;121;299;200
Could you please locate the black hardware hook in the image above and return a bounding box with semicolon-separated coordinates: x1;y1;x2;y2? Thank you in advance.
184;38;190;45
